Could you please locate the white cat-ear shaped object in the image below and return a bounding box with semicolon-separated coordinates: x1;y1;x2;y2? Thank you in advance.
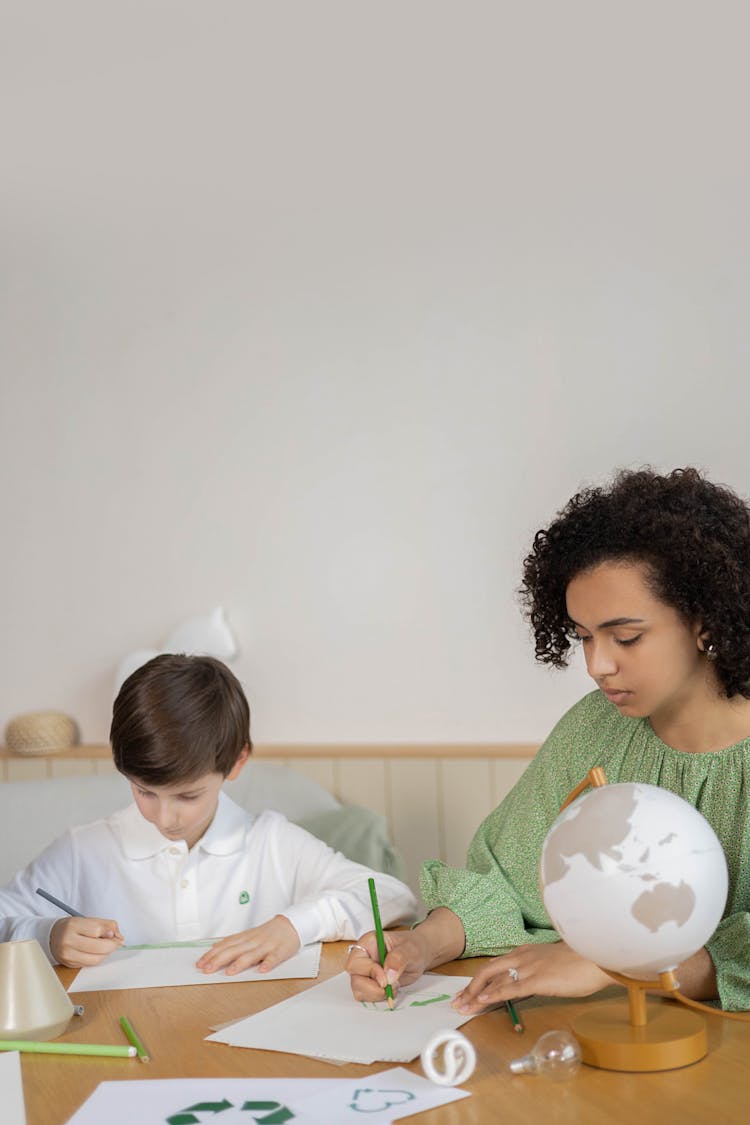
163;606;237;659
113;607;238;700
113;648;161;698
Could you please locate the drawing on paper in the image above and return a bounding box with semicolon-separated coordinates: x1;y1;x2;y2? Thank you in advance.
166;1100;294;1124
349;1088;416;1113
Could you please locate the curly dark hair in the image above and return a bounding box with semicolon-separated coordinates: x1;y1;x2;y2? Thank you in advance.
520;467;750;698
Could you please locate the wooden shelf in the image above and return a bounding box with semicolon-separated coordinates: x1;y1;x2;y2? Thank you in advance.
0;741;537;762
0;744;112;760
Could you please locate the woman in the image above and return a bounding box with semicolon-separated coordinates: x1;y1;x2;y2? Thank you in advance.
348;467;750;1011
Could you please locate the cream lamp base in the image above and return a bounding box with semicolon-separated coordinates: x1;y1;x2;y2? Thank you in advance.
0;940;74;1041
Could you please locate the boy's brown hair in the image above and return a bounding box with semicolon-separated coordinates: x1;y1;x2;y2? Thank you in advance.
110;654;251;785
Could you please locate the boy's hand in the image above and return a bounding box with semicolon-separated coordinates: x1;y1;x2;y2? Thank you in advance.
195;915;301;975
50;916;124;968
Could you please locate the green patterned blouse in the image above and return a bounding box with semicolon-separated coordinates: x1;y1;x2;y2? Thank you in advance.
420;689;750;1010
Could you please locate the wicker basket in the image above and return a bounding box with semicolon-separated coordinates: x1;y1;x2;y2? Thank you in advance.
4;711;80;755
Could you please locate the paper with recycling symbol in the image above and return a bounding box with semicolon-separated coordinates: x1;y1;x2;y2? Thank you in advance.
64;1069;469;1125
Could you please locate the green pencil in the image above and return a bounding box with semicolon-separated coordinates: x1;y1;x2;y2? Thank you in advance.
506;999;524;1033
122;939;216;950
367;876;394;1010
119;1016;150;1063
0;1040;136;1057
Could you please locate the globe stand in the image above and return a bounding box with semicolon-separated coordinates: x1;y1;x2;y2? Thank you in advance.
572;970;707;1072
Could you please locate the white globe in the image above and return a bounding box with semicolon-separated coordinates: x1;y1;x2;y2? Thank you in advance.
540;782;728;977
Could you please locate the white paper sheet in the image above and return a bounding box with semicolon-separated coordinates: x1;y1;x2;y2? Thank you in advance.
206;971;475;1063
64;1067;469;1125
68;942;321;993
298;1066;470;1123
0;1052;27;1125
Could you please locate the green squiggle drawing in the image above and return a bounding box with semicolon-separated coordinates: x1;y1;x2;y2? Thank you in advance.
409;993;450;1007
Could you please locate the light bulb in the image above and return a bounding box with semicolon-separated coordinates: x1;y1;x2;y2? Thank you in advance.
509;1030;581;1080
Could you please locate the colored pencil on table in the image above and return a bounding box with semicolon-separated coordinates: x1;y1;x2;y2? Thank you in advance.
0;1041;136;1057
506;999;524;1033
123;939;217;950
35;887;83;917
119;1016;150;1063
367;876;394;1010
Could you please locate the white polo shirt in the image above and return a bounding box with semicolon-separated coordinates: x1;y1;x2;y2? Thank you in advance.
0;793;417;962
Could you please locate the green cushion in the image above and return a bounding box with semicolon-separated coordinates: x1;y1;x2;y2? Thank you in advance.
296;804;407;882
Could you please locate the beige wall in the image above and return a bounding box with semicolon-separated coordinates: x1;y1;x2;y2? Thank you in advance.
2;4;750;748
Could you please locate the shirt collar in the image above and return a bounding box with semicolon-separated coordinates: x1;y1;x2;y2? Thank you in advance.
113;791;250;859
197;791;249;855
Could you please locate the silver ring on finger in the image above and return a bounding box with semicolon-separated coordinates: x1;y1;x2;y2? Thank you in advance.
507;966;520;983
347;943;369;956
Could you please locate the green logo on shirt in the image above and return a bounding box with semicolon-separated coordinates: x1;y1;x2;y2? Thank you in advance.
239;890;250;904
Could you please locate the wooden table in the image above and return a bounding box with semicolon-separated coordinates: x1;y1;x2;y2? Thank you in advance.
19;945;750;1124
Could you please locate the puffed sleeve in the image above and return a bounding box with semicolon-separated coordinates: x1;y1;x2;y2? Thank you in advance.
706;913;750;1010
420;696;601;957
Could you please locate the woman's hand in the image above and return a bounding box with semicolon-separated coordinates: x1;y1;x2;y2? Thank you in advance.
346;907;467;1004
195;915;300;975
49;916;124;968
346;930;430;1003
453;942;613;1014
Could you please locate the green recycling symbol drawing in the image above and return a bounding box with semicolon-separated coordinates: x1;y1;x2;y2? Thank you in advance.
349;1088;416;1114
167;1100;294;1124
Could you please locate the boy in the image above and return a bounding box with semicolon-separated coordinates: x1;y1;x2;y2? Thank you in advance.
0;655;417;972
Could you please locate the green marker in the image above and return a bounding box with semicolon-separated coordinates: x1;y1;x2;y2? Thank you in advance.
123;939;216;950
119;1016;150;1062
367;876;394;1010
0;1040;136;1057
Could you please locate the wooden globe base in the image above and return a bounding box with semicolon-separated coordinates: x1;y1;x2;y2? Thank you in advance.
573;1000;707;1072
